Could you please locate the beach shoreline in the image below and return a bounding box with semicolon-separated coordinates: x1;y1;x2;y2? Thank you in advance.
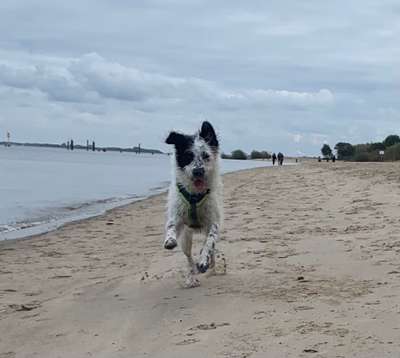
1;162;400;357
0;145;284;242
0;166;262;245
0;164;277;242
0;191;165;242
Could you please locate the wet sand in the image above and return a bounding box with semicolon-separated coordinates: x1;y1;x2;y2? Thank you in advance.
1;162;400;357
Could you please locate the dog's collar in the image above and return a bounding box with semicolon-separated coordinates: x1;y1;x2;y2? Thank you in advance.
177;183;210;228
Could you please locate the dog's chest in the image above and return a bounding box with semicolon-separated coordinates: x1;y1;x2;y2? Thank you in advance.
177;195;209;229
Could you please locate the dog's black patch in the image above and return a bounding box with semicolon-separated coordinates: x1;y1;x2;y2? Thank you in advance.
199;121;219;150
166;131;195;169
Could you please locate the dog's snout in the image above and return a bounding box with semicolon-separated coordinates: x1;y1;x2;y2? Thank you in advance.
193;168;205;178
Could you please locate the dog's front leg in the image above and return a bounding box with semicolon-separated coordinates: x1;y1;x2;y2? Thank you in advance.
164;220;180;250
197;223;219;273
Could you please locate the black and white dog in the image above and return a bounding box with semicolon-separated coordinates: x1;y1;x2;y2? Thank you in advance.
164;121;223;287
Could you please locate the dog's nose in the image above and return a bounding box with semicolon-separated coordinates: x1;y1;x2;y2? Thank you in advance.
192;168;205;178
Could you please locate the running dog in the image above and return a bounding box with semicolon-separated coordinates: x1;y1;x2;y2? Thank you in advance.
164;121;223;287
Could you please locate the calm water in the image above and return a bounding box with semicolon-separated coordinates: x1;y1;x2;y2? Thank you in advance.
0;146;277;240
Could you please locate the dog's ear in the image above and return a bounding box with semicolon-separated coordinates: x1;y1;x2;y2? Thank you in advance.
166;131;184;145
199;121;219;149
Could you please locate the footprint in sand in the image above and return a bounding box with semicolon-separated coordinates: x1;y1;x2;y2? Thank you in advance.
175;338;200;346
8;302;40;312
181;322;230;343
253;311;268;320
190;322;230;331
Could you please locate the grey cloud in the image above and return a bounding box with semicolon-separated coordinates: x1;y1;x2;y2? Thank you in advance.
0;62;98;103
0;0;399;155
0;53;334;111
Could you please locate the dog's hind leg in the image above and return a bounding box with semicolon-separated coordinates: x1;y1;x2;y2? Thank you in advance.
180;227;200;288
197;223;219;274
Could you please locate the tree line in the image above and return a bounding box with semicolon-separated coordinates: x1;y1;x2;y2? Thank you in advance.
321;135;400;162
222;149;272;160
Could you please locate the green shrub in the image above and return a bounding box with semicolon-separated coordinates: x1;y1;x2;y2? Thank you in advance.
384;143;400;161
334;142;354;160
261;151;271;159
231;149;248;160
336;135;400;162
384;135;400;148
353;144;368;153
250;150;271;159
368;142;385;151
321;144;332;158
353;151;370;162
366;151;381;161
351;144;382;162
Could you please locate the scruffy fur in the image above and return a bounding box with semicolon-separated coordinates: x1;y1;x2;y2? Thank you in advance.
164;121;223;287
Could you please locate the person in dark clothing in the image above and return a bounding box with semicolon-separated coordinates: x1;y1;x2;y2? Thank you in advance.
332;155;336;163
272;153;277;165
277;152;284;166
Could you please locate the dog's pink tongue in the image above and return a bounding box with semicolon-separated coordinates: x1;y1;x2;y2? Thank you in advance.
194;179;206;191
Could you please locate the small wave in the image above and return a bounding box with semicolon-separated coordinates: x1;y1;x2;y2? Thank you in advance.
0;225;16;233
0;194;148;241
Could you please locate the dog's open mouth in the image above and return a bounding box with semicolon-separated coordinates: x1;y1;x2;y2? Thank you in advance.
193;178;206;192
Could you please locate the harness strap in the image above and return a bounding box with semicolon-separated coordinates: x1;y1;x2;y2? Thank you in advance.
177;184;210;227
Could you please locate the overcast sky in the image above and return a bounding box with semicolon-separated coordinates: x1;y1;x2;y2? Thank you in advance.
0;1;399;155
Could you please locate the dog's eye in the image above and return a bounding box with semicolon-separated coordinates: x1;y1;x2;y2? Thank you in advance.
202;152;210;160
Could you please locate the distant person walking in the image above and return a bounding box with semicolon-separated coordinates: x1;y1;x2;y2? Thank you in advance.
272;153;277;166
277;152;284;166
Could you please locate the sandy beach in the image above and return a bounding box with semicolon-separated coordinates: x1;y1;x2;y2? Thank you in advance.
1;162;400;358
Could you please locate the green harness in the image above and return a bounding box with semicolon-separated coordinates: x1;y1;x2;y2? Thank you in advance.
177;184;210;228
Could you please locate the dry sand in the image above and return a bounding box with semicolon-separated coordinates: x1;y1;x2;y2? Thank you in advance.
1;162;400;358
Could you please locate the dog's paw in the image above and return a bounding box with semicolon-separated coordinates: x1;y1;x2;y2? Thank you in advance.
183;275;201;288
183;276;200;288
164;237;177;250
197;254;210;274
178;271;201;288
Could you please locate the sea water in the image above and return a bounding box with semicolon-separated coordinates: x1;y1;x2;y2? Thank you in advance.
0;146;279;240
